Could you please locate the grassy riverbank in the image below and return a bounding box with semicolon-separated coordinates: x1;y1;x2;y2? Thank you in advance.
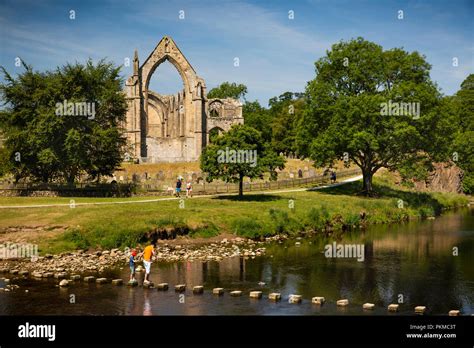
0;173;468;254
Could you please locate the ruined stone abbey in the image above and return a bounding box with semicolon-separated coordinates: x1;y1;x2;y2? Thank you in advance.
124;36;244;163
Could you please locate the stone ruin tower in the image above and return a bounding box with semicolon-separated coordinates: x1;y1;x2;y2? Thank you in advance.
124;36;244;163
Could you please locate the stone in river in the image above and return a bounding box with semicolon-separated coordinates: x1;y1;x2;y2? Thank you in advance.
415;306;426;314
157;283;169;291
312;297;325;305
143;281;154;288
388;304;399;312
363;303;375;310
112;279;123;286
175;284;186;292
127;279;138;287
268;293;281;301
249;291;262;299
289;294;302;304
230;290;242;297
337;299;349;306
59;279;69;287
193;286;204;294
54;272;67;279
32;271;43;278
212;288;224;295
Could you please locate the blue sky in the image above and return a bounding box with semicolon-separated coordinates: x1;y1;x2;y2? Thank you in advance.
0;0;472;105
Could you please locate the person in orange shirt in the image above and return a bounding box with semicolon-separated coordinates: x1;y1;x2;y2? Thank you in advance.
142;241;156;284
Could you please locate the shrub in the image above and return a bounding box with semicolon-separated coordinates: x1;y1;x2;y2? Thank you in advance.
231;218;264;239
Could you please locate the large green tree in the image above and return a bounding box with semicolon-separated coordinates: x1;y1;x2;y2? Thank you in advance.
200;124;285;196
0;59;127;183
296;37;456;195
453;74;474;193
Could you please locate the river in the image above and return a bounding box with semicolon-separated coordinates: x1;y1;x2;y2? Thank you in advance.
1;208;472;315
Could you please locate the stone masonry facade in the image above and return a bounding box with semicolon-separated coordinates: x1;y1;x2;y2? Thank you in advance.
124;36;243;163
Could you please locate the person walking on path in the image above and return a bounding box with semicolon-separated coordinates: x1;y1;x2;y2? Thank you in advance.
330;170;337;184
186;181;193;198
175;177;182;197
143;241;156;284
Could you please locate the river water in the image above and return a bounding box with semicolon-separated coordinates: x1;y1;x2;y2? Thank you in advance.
1;208;473;315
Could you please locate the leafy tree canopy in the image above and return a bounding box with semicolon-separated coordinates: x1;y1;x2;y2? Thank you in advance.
0;59;127;183
296;37;457;195
207;82;248;100
200;124;285;196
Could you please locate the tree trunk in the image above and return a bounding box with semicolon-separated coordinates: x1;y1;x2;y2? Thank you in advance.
362;168;373;195
238;173;244;196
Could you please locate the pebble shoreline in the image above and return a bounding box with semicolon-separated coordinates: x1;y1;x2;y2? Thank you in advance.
0;236;278;282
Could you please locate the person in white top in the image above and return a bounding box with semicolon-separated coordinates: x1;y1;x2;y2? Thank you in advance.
186;181;193;198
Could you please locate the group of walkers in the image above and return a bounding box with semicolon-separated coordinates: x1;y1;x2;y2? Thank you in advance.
175;177;193;198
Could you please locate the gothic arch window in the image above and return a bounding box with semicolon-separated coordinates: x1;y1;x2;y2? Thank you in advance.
209;101;222;118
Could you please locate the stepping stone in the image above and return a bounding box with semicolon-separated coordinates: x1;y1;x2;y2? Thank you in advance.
363;303;375;310
83;276;96;283
59;279;69;287
249;291;262;299
212;288;224;295
54;272;67;279
43;272;54;278
19;271;29;276
289;294;302;304
70;275;81;281
96;278;108;284
32;271;43;278
415;306;426;314
157;283;169;291
449;310;460;316
337;299;349;306
127;279;138;287
143;281;154;288
312;296;325;305
175;284;186;292
193;286;204;294
112;279;123;286
230;290;242;297
9;269;19;275
268;293;281;301
388;304;399;312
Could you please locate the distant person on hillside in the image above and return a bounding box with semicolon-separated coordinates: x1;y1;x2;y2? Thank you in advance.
330;170;337;184
129;249;137;282
175;178;182;197
143;241;156;284
186;181;193;198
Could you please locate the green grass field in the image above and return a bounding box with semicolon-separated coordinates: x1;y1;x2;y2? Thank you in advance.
0;173;469;254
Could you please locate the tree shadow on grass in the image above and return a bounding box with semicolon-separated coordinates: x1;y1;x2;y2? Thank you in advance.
213;194;281;202
317;180;443;214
